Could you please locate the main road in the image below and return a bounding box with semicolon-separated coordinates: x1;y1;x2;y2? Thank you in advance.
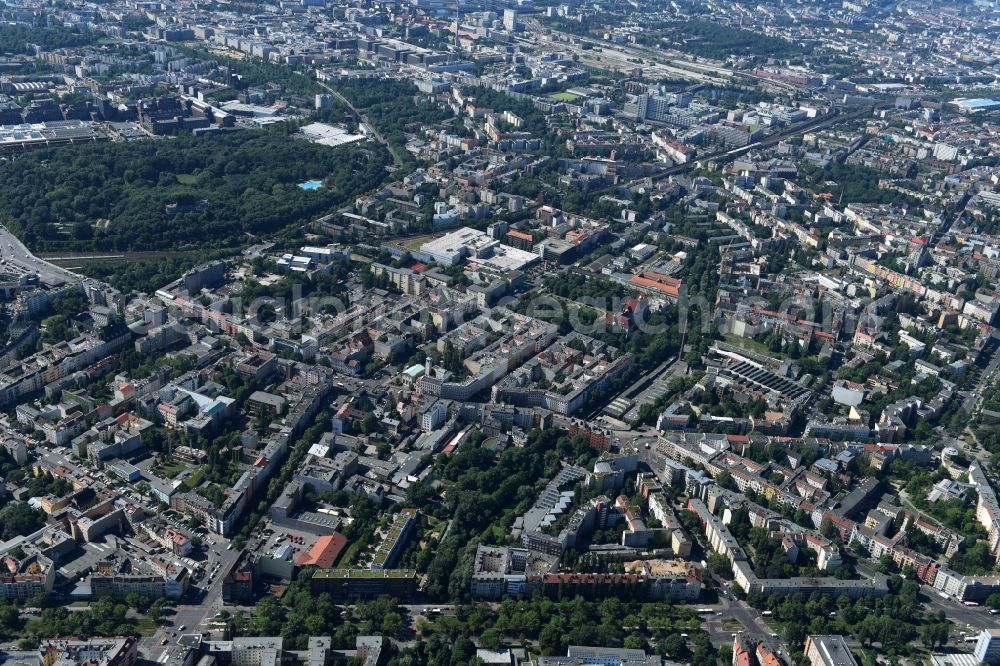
918;584;1000;634
141;544;244;662
961;330;1000;414
0;223;82;285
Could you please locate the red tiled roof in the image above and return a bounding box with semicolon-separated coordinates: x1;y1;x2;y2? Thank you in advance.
295;533;348;569
630;272;682;298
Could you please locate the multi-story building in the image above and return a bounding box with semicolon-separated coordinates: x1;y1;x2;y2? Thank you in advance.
309;569;418;600
370;509;418;570
970;462;1000;562
0;553;55;601
975;628;1000;665
803;635;858;666
38;637;138;666
90;557;188;600
533;645;661;666
231;638;283;666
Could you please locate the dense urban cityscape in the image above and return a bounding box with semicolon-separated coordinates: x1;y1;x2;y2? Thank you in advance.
0;0;997;665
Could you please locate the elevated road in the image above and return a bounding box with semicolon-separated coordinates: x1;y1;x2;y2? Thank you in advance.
0;224;82;285
316;80;403;168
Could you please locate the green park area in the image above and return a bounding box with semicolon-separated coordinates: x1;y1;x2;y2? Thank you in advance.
547;91;583;102
0;130;391;255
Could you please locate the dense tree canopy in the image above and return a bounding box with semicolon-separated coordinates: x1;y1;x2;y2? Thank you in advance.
332;79;453;171
81;251;233;295
0;24;96;55
0;502;45;540
0;129;391;252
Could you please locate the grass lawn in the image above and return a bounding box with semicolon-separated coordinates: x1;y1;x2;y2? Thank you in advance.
723;334;785;358
547;91;582;102
182;466;207;490
135;616;160;636
176;173;199;185
336;539;365;567
154;460;187;479
719;617;745;632
760;615;782;631
403;234;436;251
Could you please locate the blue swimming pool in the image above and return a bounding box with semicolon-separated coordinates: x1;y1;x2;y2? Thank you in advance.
298;180;323;190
